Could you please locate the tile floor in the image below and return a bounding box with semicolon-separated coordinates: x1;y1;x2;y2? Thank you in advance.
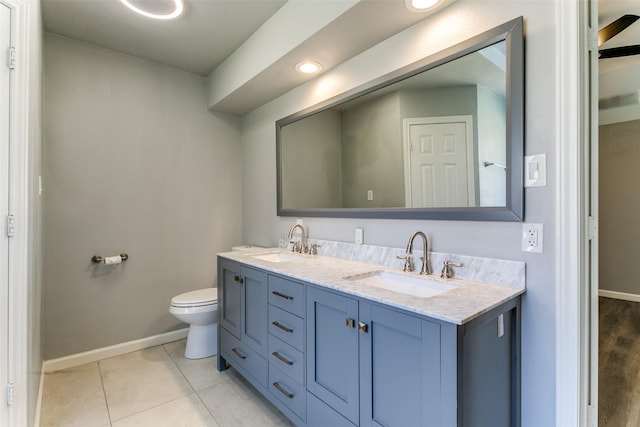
40;340;294;427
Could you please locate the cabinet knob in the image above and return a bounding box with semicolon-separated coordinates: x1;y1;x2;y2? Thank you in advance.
234;275;243;284
358;322;368;333
345;318;355;328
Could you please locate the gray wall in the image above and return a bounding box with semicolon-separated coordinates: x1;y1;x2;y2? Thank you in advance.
281;109;342;208
43;35;243;359
599;119;640;296
341;92;403;208
240;2;556;427
27;0;43;424
477;85;506;206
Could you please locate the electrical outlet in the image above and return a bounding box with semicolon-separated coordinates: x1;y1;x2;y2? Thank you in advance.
296;218;303;226
355;228;364;245
522;223;543;253
367;190;373;201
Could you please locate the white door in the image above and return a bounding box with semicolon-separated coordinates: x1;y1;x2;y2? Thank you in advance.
403;117;475;208
0;3;11;425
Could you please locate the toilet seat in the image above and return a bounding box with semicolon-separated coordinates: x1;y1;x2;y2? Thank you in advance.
170;288;217;308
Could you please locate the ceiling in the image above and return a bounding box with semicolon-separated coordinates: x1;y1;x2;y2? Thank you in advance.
41;0;449;114
41;0;288;77
598;0;640;73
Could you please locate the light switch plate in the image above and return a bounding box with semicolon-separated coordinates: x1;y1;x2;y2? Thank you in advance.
524;154;546;187
355;228;364;245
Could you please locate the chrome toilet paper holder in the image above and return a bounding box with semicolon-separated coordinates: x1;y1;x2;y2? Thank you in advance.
91;253;129;263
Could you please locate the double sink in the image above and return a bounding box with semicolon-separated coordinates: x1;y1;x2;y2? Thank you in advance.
249;250;457;299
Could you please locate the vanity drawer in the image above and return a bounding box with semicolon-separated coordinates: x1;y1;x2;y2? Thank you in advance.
269;305;304;350
269;275;305;317
220;328;267;387
268;335;304;386
269;364;306;421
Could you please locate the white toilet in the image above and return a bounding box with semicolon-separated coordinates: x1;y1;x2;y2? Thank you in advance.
169;288;218;359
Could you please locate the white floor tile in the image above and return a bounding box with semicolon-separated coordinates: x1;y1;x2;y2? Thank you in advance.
198;371;293;427
99;346;194;421
40;362;110;427
112;394;219;427
164;340;228;391
40;343;292;426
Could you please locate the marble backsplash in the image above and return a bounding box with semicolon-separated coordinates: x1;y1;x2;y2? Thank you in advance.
297;238;526;287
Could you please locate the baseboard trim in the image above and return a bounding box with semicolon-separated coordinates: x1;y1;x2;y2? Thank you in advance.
599;289;640;303
33;361;45;427
43;328;189;373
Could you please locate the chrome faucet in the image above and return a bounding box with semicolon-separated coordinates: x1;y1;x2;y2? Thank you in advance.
397;231;430;275
287;224;307;253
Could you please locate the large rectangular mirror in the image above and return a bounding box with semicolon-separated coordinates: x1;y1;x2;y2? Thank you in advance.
277;17;523;221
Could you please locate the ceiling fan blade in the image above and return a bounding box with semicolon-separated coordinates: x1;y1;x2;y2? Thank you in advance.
599;44;640;59
598;14;640;46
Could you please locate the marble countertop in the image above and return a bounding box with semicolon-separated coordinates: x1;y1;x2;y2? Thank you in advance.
218;248;525;325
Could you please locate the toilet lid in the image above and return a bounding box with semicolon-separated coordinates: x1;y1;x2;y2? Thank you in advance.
171;288;218;307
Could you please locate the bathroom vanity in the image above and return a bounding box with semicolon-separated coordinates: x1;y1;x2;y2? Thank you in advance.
217;248;523;427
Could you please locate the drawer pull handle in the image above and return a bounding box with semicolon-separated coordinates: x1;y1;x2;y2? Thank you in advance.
272;321;294;334
272;290;294;301
358;322;368;333
272;351;294;366
233;275;244;284
231;348;246;360
273;382;294;399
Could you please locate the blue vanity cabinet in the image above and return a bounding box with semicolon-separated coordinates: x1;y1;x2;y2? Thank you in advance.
306;286;360;425
266;274;307;423
219;259;242;338
218;257;521;427
217;259;269;387
358;301;457;427
241;266;269;355
306;285;456;427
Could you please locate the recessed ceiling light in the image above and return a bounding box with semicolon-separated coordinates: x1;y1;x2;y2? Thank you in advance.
295;61;323;74
405;0;441;12
119;0;184;20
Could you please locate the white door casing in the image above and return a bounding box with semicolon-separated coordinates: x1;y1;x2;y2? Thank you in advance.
403;116;475;208
2;0;29;425
0;3;11;425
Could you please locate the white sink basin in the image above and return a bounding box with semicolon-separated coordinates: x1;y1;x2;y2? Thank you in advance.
345;270;457;298
251;252;305;263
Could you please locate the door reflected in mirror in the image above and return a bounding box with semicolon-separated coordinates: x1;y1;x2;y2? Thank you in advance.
277;18;523;221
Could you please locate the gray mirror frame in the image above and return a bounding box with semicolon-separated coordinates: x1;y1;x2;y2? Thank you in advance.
276;17;524;221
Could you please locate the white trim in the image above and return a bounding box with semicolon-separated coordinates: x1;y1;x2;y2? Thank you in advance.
2;0;30;426
33;363;44;427
43;328;189;373
555;0;585;426
598;289;640;303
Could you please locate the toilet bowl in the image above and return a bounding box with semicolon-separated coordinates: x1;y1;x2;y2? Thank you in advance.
169;288;218;359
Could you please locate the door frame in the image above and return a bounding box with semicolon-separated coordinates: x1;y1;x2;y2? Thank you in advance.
1;0;30;426
555;0;596;426
402;116;475;208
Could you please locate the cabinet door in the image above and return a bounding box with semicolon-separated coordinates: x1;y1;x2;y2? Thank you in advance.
306;287;359;425
241;266;268;356
359;302;444;427
219;259;242;338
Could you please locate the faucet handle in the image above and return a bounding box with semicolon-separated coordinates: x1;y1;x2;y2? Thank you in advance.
309;243;321;255
289;240;299;253
396;254;414;272
440;260;462;279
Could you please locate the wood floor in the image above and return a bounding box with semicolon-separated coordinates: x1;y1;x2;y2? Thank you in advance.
599;297;640;427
